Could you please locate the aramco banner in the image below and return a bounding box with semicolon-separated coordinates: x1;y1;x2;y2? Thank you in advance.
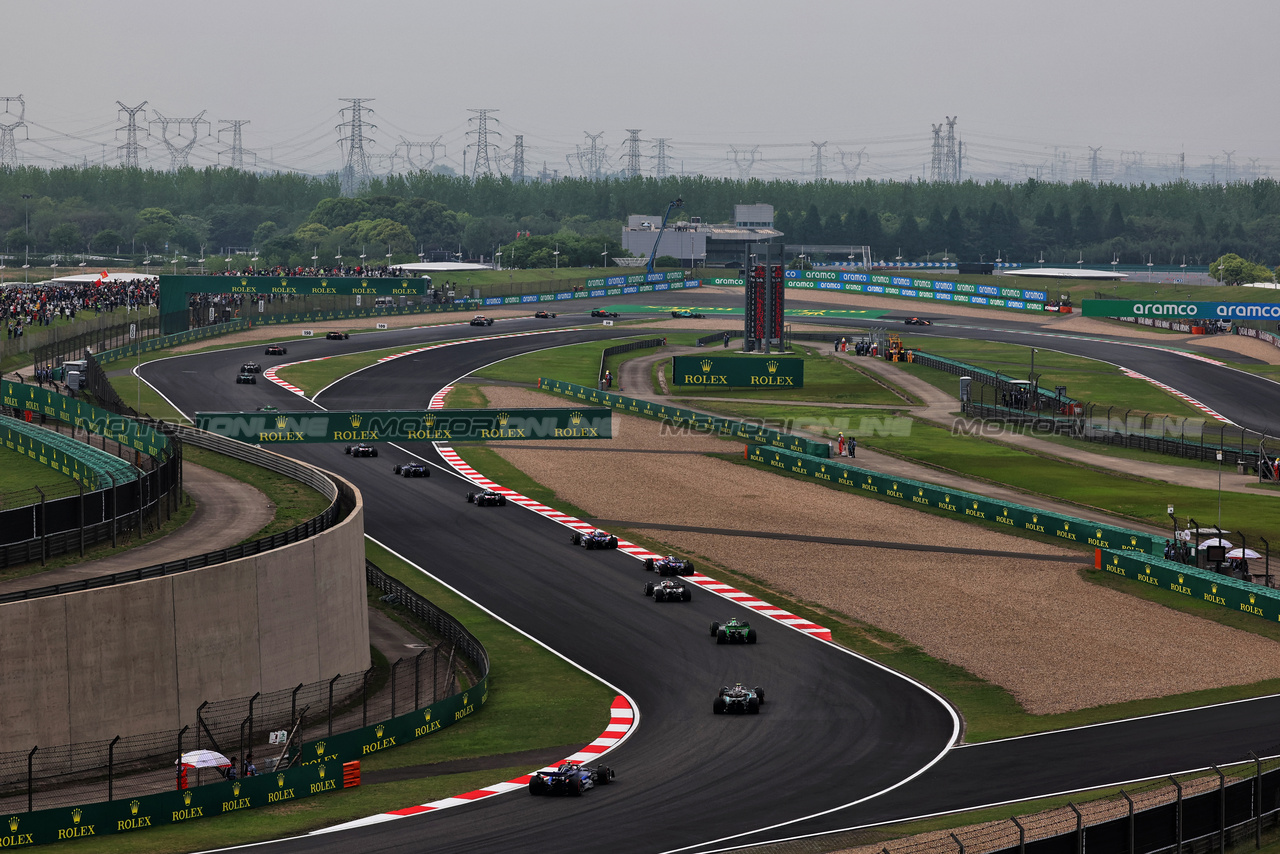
194;408;613;443
670;356;804;388
1081;300;1280;320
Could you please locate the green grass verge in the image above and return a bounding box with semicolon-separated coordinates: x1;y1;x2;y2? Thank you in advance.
664;345;910;405
181;445;331;540
0;445;78;496
472;336;654;388
275;339;468;397
895;336;1206;419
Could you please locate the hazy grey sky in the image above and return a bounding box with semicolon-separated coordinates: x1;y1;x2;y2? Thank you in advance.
7;0;1277;183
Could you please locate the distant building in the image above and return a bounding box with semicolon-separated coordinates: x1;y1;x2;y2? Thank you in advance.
621;204;782;268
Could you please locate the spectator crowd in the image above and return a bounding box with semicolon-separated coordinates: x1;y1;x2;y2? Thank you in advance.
3;275;159;339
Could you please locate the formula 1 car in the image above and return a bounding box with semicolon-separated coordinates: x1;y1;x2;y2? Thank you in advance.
591;309;619;318
466;489;507;506
713;683;765;714
710;618;758;644
265;345;288;355
326;331;350;340
256;405;279;412
571;529;618;550
671;309;705;319
470;315;494;327
904;317;932;326
235;371;257;384
528;762;615;796
240;362;262;373
644;555;695;576
534;310;557;319
393;462;430;477
344;443;377;457
643;578;692;602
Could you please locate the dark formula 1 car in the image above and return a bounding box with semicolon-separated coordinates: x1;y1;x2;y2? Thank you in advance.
644;555;694;576
904;317;932;326
710;618;758;644
643;578;692;602
345;443;378;457
240;362;262;373
534;310;557;319
470;315;494;327
265;344;288;355
571;529;618;550
235;371;257;384
467;489;507;506
670;309;705;318
591;309;619;318
393;462;430;477
528;762;615;796
326;331;350;340
713;683;765;714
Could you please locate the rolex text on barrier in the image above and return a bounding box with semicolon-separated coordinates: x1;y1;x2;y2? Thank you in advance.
537;377;829;458
2;380;170;459
1101;550;1280;621
193;408;612;444
670;356;804;388
1081;299;1280;320
745;444;1158;555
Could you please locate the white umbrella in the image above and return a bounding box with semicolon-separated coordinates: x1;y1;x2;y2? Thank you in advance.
176;749;231;768
1199;537;1233;549
1227;548;1262;559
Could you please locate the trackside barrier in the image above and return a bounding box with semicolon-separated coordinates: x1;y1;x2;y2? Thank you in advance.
909;351;1083;407
2;380;171;460
745;444;1157;555
538;377;830;458
0;415;136;493
598;338;666;385
704;272;1047;313
1100;549;1280;619
92;319;250;366
0;562;487;846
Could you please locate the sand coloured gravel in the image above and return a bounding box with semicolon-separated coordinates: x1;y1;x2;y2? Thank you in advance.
473;385;1280;715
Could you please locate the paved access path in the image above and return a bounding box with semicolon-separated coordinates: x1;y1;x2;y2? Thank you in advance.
0;462;274;595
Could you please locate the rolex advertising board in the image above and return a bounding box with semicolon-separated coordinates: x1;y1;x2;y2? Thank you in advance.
1101;550;1280;620
3;380;170;458
746;445;1158;556
670;356;804;389
193;408;612;444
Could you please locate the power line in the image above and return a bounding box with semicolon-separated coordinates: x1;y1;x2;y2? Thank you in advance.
653;137;672;179
150;110;209;171
811;140;827;181
218;120;253;169
115;101;148;169
0;95;27;168
466;109;499;180
623;129;643;178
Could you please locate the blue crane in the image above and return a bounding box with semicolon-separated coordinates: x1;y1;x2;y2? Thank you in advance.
645;197;684;274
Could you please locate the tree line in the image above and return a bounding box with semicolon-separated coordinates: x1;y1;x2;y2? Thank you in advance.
2;165;1280;271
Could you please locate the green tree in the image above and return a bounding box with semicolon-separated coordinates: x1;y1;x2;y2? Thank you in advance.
48;222;82;254
1209;253;1275;285
4;227;27;252
1104;203;1127;239
91;229;122;253
252;221;280;246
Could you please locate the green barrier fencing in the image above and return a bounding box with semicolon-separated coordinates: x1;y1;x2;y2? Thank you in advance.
1101;549;1280;621
746;444;1158;555
193;408;613;444
0;416;137;491
538;377;829;458
703;272;1047;313
2;380;170;460
909;350;1083;407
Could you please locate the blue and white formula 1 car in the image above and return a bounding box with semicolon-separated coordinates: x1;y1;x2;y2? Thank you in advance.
643;554;694;576
571;529;618;550
528;762;615;796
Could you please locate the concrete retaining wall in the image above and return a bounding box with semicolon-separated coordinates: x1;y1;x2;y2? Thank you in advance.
0;475;368;751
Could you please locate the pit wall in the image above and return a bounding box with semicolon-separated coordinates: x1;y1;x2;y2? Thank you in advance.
484;270;693;306
698;271;1048;313
0;473;369;752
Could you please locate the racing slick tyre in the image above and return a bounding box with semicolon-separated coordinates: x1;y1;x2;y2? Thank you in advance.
643;582;654;597
710;621;720;637
595;765;613;785
653;589;666;602
570;777;583;796
682;562;695;576
713;697;727;715
571;532;583;546
529;776;548;796
681;590;692;602
644;558;655;572
717;629;728;644
606;536;618;548
747;697;760;714
754;687;766;704
498;495;507;506
718;687;728;698
747;628;758;644
371;449;378;457
466;493;476;503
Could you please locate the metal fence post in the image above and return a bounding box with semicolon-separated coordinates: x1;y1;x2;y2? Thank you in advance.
176;725;188;790
27;746;37;813
291;683;303;730
328;673;340;737
1253;752;1263;848
391;657;402;719
1122;789;1135;854
107;735;121;801
415;649;426;710
36;486;46;566
1069;802;1083;854
362;666;373;728
949;833;964;854
1173;776;1184;854
1011;817;1026;854
1216;765;1226;854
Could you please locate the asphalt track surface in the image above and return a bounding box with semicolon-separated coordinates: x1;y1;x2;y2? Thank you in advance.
139;298;1280;852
